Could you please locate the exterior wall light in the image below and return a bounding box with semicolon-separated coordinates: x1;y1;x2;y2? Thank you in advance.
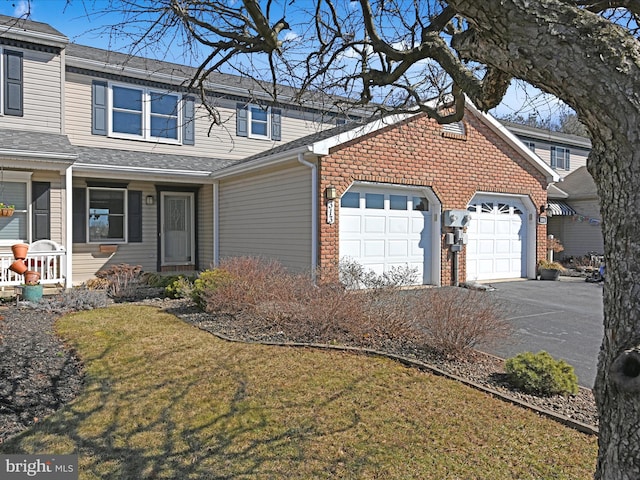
325;185;337;200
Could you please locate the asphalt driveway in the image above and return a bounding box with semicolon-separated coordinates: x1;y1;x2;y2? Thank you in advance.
482;278;604;388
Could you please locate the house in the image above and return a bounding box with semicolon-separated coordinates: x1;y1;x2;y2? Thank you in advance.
500;121;604;259
0;14;559;289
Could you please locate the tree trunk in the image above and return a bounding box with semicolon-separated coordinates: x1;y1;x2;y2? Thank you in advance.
449;1;640;477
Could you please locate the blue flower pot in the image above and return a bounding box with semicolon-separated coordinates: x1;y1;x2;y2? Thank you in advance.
22;284;43;302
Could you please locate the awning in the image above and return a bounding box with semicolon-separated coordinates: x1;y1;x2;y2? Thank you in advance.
547;200;578;216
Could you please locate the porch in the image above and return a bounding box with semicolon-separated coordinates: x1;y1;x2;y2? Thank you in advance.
0;244;67;288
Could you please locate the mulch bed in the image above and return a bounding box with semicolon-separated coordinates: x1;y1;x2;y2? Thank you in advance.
0;293;599;444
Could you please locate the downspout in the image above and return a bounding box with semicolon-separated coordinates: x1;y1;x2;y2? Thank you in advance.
213;181;219;266
64;165;73;288
297;153;318;279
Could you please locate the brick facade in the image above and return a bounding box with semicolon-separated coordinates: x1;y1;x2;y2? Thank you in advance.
317;110;549;286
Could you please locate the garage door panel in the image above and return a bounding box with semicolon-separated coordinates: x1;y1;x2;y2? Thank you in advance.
364;216;385;233
389;217;409;234
479;239;495;254
341;240;361;258
388;239;409;257
479;220;495;234
364;239;385;257
495;239;511;254
341;216;361;233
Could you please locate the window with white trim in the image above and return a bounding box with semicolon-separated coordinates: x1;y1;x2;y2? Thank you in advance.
248;105;271;139
0;171;31;245
88;187;127;243
522;141;535;152
551;146;570;170
109;83;180;142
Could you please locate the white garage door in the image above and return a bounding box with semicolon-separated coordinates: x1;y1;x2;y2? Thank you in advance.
466;195;527;281
339;186;432;285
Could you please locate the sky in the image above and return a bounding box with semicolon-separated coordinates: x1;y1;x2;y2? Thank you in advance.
0;0;563;121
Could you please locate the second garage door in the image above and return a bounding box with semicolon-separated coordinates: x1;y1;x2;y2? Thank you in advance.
466;195;528;281
339;185;433;285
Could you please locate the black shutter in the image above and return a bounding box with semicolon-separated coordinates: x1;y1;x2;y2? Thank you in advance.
128;190;143;242
4;50;23;116
183;96;195;145
72;187;86;243
32;182;50;241
236;103;248;137
92;81;108;135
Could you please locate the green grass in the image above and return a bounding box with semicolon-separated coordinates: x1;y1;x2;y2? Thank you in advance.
1;305;597;479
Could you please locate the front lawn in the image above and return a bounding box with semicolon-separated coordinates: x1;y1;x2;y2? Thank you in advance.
1;305;596;479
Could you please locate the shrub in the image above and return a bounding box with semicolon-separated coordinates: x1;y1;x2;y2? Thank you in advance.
165;276;195;299
95;264;144;299
505;351;579;396
339;258;418;290
192;268;235;308
409;287;512;359
56;287;110;312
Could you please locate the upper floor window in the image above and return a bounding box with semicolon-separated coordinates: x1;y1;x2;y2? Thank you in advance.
236;103;282;141
92;81;195;145
551;146;571;170
522;141;535;152
0;48;23;117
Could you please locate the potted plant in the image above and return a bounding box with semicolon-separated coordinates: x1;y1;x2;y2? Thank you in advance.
0;202;15;217
538;259;565;281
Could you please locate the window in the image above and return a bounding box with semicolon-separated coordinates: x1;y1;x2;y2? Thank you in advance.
522;141;535;152
365;193;384;209
1;49;23;116
93;82;194;145
236;103;282;141
0;172;31;244
390;195;408;210
341;192;360;208
88;188;126;242
551;146;571;170
110;84;180;141
413;197;429;211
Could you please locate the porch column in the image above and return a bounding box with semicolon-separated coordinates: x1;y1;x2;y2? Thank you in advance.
64;165;73;288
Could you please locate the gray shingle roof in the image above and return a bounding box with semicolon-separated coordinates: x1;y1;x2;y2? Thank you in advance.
0;14;66;38
74;146;241;174
0;128;76;160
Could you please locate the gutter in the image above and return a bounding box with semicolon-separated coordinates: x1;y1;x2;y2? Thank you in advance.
297;153;318;278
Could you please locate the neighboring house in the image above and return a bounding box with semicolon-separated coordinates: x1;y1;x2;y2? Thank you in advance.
547;167;604;258
501;121;604;258
0;14;559;289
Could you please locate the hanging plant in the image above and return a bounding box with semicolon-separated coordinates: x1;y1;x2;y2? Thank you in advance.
0;203;15;217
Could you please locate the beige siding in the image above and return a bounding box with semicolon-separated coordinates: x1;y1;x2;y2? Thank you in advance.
528;141;589;179
71;180;159;284
548;198;603;259
219;162;312;272
0;47;62;133
65;72;335;160
198;184;214;269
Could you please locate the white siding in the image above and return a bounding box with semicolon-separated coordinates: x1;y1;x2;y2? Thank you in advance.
522;140;589;178
218;162;312;272
548;198;603;258
64;72;336;160
0;47;62;133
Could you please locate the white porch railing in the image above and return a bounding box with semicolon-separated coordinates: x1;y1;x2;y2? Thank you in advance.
0;250;67;287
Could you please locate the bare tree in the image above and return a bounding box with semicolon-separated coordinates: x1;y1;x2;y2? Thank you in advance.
71;0;640;477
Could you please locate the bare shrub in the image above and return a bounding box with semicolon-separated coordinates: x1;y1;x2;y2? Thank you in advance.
95;264;144;299
410;288;512;359
339;258;418;290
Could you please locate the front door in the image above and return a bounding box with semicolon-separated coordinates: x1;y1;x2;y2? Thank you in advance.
161;192;195;266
